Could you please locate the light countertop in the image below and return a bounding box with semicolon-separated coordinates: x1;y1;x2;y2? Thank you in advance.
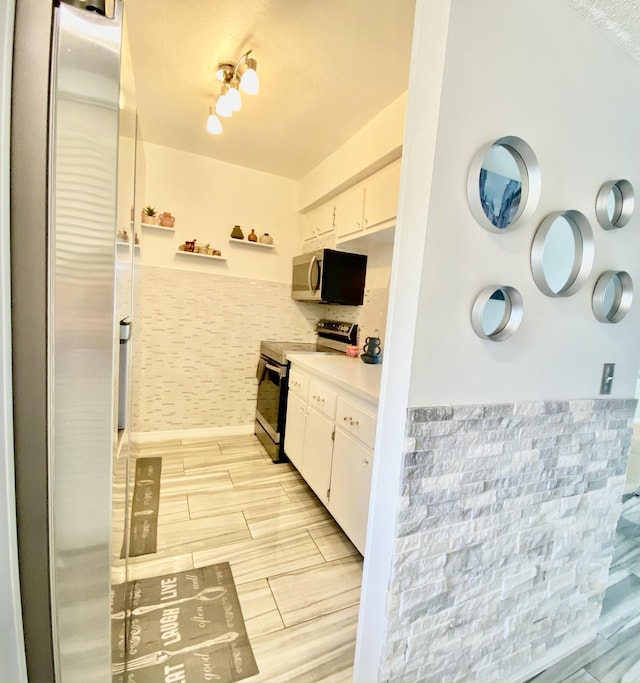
286;352;382;403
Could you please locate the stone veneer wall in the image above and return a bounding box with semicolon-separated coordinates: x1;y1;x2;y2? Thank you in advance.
382;398;635;682
130;264;388;432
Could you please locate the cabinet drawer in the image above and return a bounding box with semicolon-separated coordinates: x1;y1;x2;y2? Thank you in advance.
288;369;309;401
336;397;377;448
308;379;337;419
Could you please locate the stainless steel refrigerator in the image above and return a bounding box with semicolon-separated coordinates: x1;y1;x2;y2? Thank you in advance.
11;0;125;680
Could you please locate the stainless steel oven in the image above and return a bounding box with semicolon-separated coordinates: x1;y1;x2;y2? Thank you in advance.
255;320;357;462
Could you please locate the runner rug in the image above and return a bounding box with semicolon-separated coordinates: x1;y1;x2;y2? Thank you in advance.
111;563;258;682
128;457;162;557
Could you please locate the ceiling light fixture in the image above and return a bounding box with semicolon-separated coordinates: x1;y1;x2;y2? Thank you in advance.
206;50;260;135
206;106;222;135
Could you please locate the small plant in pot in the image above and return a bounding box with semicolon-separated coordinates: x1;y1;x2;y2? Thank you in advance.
141;205;157;225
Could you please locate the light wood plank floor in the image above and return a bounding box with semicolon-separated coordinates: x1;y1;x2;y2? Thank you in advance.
112;434;362;682
113;435;640;683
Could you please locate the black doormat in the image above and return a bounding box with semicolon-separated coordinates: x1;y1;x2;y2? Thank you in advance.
127;457;162;557
111;563;258;682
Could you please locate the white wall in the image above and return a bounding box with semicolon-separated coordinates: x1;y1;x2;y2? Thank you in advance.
408;0;640;406
357;0;640;679
298;93;406;212
0;0;27;678
139;142;301;284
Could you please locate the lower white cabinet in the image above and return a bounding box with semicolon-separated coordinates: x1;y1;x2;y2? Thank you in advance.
284;392;307;472
329;429;374;554
284;364;377;554
302;407;334;505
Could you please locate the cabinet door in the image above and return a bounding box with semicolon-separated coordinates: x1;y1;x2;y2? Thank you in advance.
302;407;334;506
329;428;373;554
284;393;307;472
362;159;401;231
303;202;335;241
334;185;365;240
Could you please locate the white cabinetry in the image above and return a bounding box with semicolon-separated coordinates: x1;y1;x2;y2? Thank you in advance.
329;429;373;554
334;159;401;243
284;364;377;554
284;392;307;472
302;202;336;253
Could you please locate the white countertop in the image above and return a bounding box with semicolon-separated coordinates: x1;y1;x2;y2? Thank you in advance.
286;352;382;403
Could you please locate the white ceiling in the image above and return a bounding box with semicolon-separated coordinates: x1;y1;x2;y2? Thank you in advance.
124;0;416;180
123;0;640;182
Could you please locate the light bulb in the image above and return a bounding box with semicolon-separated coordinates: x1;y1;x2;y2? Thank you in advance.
227;84;241;112
215;93;232;118
206;107;222;134
240;58;259;95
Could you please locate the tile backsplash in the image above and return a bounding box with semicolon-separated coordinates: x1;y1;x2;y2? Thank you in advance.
131;264;389;432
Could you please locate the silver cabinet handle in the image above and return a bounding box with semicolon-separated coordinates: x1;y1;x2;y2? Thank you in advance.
343;416;359;426
361;459;370;466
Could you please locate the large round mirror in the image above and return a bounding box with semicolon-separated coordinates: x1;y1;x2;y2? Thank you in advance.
467;136;541;233
531;210;594;297
592;271;633;323
471;285;523;341
596;179;634;230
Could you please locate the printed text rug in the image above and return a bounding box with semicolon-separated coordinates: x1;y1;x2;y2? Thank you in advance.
111;563;258;682
127;457;162;557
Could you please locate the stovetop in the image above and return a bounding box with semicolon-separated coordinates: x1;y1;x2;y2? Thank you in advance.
260;340;339;365
260;320;358;366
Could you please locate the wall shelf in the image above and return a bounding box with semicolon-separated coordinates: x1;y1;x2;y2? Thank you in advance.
175;249;227;262
228;238;275;249
117;241;140;249
141;222;175;232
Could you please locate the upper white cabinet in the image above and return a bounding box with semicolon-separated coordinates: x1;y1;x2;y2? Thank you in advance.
333;159;402;244
303;202;335;242
300;157;401;251
362;159;401;232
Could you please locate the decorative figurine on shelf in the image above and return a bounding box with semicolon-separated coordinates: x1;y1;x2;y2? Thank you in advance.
184;239;196;252
141;205;157;225
134;232;140;245
230;225;244;239
248;229;258;242
212;249;222;256
159;212;175;228
117;229;129;242
361;336;382;364
259;233;273;245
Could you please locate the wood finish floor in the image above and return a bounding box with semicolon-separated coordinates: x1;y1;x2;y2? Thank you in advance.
112;435;362;682
112;435;640;683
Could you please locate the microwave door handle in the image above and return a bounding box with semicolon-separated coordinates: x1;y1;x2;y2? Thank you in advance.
307;256;317;294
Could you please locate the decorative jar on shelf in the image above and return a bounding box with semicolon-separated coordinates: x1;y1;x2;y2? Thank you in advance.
230;225;244;239
248;229;258;242
259;233;273;245
159;212;175;228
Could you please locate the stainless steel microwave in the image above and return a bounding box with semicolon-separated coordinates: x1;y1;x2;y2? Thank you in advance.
292;248;367;305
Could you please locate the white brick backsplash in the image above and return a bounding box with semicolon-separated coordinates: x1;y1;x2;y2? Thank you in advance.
130;264;388;432
381;398;636;682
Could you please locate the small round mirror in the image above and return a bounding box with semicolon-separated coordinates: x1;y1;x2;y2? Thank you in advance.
471;285;523;341
531;210;594;297
596;179;634;230
467;136;541;233
592;271;633;323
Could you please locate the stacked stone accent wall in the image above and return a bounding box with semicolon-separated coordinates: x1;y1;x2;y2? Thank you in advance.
382;399;635;682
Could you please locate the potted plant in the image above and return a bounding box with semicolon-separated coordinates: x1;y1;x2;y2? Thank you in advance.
141;205;157;225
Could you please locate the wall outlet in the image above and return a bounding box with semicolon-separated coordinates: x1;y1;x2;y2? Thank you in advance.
600;363;615;395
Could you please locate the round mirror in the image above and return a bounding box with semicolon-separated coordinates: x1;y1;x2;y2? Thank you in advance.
471;285;523;341
531;210;594;297
592;271;633;323
467;136;541;233
596;179;634;230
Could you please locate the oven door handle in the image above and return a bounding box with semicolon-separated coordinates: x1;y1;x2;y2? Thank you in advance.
264;362;286;377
